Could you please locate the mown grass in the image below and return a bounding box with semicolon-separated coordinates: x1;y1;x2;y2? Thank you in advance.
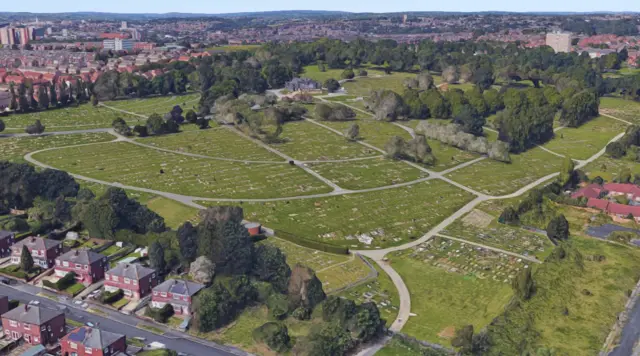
583;154;640;182
300;65;386;83
600;97;640;124
203;180;475;249
390;247;513;347
321;120;413;150
446;146;565;196
0;132;115;163
145;197;200;228
33;141;332;199
272;120;379;161
104;93;200;117
1;105;145;130
342;72;416;97
307;158;426;190
541;116;628;160
137;127;283;162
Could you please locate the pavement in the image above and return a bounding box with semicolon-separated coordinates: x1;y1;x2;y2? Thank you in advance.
0;283;245;356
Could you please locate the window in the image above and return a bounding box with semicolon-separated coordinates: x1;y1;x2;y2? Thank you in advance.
75;264;81;269
33;337;39;343
86;347;93;354
161;292;167;297
132;280;137;286
124;278;130;284
173;294;180;300
41;326;45;331
70;342;77;349
9;320;16;327
153;291;158;296
55;260;60;266
23;323;29;330
63;261;69;267
112;276;118;282
84;265;88;270
105;274;109;281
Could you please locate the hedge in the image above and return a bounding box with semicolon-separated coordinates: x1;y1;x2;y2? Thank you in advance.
145;304;174;323
275;230;349;255
101;289;124;304
43;272;76;291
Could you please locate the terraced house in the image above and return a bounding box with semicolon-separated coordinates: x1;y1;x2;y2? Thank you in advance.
60;326;126;356
104;263;158;300
151;279;204;315
55;249;108;286
10;237;63;269
1;305;66;345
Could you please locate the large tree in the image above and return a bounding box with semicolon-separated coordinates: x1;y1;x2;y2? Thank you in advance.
149;241;166;273
20;245;34;272
546;214;570;243
177;221;198;263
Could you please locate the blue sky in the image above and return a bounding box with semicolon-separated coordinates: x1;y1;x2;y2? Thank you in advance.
4;0;639;14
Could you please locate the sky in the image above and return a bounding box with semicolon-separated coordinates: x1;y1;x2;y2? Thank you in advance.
3;0;640;14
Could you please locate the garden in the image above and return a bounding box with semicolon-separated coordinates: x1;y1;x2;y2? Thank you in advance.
32;141;333;199
207;179;476;248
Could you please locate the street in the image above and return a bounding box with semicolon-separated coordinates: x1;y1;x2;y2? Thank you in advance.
0;284;242;356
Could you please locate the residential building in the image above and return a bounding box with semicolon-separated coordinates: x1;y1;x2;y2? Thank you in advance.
1;305;66;345
573;183;640;221
285;78;321;92
151;279;204;315
546;32;572;53
0;230;15;256
54;249;108;286
10;237;63;269
104;264;158;299
60;326;126;356
0;295;9;315
102;38;134;51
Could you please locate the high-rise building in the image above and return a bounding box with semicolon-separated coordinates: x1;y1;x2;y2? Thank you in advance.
0;26;42;45
121;21;128;29
546;32;572;53
103;38;135;51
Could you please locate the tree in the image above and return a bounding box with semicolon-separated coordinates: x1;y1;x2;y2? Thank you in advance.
442;66;459;83
453;104;485;136
346;123;360;141
185;109;197;124
37;85;49;110
341;68;355;80
559;156;575;187
196;117;210;129
512;268;535;301
451;325;474;354
606;141;626;158
49;83;57;107
112;118;132;136
91;95;99;107
252;244;291;293
365;89;406;121
420;89;449;119
0;120;4;133
252;322;290;353
546;214;570;243
499;207;519;225
358;69;368;77
288;265;326;309
315;103;355;121
323;78;340;93
25;120;45;135
177;222;198;263
558;91;599;127
149;241;166;273
20;245;34;272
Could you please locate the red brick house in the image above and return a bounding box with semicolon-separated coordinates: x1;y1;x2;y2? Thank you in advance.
55;249;108;286
1;305;66;345
0;230;15;257
10;237;63;269
151;279;204;315
104;264;158;300
60;326;126;356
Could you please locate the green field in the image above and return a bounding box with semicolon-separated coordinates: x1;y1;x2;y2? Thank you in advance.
0;132;116;163
541;116;628;160
104;93;200;117
600;97;640;124
378;336;445;356
32;141;332;199
204;180;475;248
272;121;379;161
1;105;144;130
487;237;640;355
582;155;640;182
300;65;386;83
322;120;413;150
342;73;416;97
308;158;426;190
390;241;514;346
145;197;200;228
447;146;565;196
137;128;283;162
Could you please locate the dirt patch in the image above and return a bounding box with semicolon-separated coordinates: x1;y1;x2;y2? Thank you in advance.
461;209;494;228
438;326;456;339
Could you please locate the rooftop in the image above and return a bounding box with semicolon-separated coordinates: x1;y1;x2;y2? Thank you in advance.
107;263;154;280
1;305;63;325
64;326;123;349
153;279;204;297
57;249;105;265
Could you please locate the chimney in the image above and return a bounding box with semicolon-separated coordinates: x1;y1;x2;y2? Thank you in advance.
24;304;28;312
31;237;36;243
75;250;79;256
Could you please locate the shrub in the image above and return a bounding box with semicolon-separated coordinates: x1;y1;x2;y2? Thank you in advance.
100;289;124;304
43;272;76;291
266;293;289;320
252;322;290;353
146;304;174;323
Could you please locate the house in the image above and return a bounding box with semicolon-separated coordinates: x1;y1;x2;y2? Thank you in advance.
0;230;15;256
0;295;9;315
60;326;126;356
10;237;63;269
54;249;108;286
285;78;321;92
1;305;66;345
104;264;158;300
151;279;204;315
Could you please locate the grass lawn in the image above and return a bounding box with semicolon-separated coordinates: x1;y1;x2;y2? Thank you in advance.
582;154;640;182
67;319;84;328
321;120;413;150
541;116;628;160
342;73;416;97
100;244;124;257
136;128;283;162
1;105;145;130
600;97;640;124
0;132;115;163
300;65;386;83
145;197;200;228
64;282;85;295
137;323;164;334
112;298;129;309
272;120;379;161
0;265;41;279
442;212;555;259
339;258;400;327
307;158;426;190
104;93;200;117
446;146;565;196
137;351;174;356
316;256;372;293
204;180;475;249
487;237;640;355
33;141;332;199
126;338;146;347
378;336;446;356
389;243;514;346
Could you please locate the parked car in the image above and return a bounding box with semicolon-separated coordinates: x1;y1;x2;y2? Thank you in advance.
86;322;95;327
28;300;40;306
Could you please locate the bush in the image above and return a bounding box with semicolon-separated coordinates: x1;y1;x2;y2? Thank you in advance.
252;322;290;353
291;306;312;320
266;293;289;320
100;289;124;304
146;303;174;323
43;272;76;291
8;300;19;310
